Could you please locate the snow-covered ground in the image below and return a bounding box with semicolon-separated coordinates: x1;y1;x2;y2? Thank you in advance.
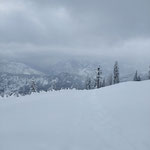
0;81;150;150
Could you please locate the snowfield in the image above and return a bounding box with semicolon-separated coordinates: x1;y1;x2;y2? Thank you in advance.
0;81;150;150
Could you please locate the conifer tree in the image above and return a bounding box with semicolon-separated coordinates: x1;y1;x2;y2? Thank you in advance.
96;66;102;88
113;61;120;84
133;70;138;81
148;66;150;79
137;75;141;81
134;70;141;81
86;77;91;90
108;74;113;85
102;78;105;87
30;80;36;93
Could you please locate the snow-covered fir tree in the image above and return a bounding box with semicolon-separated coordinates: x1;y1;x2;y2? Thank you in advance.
96;66;102;88
113;61;120;84
138;76;141;81
134;71;138;81
107;74;113;85
102;78;105;87
133;71;141;81
30;80;37;93
148;66;150;79
86;77;91;90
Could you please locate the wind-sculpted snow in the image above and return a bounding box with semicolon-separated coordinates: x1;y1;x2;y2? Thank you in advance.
0;81;150;150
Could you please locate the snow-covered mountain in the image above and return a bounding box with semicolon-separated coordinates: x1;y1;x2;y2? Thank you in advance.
48;58;149;81
0;81;150;150
49;57;138;74
0;60;43;75
0;58;149;97
0;72;86;97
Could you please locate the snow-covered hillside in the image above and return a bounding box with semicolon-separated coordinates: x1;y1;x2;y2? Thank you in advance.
0;81;150;150
0;59;149;97
0;61;43;75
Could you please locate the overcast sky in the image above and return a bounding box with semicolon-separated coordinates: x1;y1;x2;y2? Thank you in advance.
0;0;150;63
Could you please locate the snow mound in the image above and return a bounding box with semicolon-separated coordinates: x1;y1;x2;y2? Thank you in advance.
0;81;150;150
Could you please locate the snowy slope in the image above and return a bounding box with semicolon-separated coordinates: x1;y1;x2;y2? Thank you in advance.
0;61;43;75
0;81;150;150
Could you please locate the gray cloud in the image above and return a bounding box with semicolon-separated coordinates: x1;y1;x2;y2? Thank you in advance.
0;0;150;64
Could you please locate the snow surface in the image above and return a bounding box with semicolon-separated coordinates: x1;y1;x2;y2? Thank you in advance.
0;81;150;150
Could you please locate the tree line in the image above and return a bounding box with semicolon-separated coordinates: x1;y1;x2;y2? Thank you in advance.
86;61;150;90
1;61;150;97
14;63;150;94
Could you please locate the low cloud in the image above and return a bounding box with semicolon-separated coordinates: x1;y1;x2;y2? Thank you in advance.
0;0;150;65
